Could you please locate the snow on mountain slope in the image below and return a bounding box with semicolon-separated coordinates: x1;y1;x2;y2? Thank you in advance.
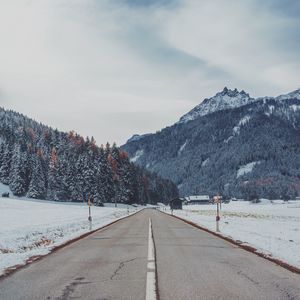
233;115;251;135
122;86;300;198
178;87;256;124
126;133;151;143
130;149;144;163
178;140;188;155
178;87;300;125
237;161;260;178
275;88;300;101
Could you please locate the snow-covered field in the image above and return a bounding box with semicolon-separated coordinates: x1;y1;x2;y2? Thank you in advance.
165;200;300;268
0;195;139;276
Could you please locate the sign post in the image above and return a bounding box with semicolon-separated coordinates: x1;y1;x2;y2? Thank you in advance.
88;194;92;231
213;195;221;232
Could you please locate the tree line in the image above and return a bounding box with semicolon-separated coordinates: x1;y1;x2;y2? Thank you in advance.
0;107;178;204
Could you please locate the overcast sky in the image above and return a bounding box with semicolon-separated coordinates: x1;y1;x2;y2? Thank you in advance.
0;0;299;145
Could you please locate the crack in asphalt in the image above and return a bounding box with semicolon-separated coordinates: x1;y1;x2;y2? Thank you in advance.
110;258;138;280
237;270;260;285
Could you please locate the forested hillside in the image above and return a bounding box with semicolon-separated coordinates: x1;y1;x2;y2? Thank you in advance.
0;108;178;204
122;88;300;200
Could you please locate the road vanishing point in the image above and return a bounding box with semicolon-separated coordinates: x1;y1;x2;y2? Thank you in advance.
0;209;300;300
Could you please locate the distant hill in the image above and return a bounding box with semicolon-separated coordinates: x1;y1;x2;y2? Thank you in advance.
0;107;178;204
122;87;300;200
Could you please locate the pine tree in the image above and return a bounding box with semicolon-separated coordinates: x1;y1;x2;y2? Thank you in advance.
55;151;70;201
27;153;46;199
92;151;105;205
63;152;77;201
0;142;5;166
82;153;95;202
71;153;86;202
107;148;119;206
118;151;135;203
9;144;27;196
95;147;114;204
0;143;12;185
47;148;60;200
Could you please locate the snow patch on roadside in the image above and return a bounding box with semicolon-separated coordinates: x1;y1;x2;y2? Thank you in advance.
165;201;300;268
0;197;139;275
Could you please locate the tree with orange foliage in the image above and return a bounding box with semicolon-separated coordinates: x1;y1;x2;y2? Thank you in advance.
119;150;128;160
49;148;57;170
108;153;119;181
27;128;36;141
68;130;75;140
90;136;97;151
37;148;44;159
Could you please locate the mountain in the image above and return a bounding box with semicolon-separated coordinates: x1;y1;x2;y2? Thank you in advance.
178;87;256;123
0;107;178;204
122;87;300;200
275;88;300;101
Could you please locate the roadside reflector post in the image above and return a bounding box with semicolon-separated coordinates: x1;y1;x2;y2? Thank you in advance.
88;194;92;231
213;195;221;232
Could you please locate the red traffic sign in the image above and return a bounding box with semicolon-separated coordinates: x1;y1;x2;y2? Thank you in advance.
213;195;221;204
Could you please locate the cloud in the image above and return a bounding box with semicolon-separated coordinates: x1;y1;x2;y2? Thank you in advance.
0;0;299;145
161;0;300;95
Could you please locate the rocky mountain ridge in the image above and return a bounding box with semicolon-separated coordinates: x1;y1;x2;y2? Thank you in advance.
122;87;300;199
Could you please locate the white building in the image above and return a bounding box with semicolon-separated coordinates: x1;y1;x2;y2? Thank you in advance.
185;195;211;205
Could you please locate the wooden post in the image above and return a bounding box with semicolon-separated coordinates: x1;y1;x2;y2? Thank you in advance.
214;195;221;232
88;194;92;231
216;201;220;232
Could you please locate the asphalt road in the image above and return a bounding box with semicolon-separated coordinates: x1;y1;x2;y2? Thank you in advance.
151;211;300;300
0;209;300;300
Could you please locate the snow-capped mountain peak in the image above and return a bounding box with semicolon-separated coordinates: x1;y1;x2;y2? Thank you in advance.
178;87;255;124
126;133;151;143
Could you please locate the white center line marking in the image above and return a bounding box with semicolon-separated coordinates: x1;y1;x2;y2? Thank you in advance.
147;261;155;270
146;218;157;300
